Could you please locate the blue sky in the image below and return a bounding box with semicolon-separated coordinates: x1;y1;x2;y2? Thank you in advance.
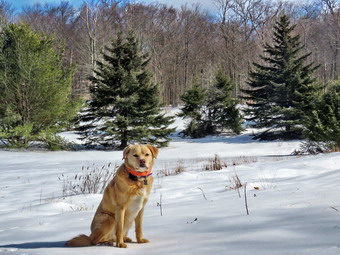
10;0;216;13
10;0;83;11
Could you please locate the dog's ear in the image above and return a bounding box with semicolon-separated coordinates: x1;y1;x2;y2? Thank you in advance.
147;144;159;159
122;145;131;159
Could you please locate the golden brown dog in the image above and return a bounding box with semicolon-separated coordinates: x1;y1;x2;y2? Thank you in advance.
66;144;158;248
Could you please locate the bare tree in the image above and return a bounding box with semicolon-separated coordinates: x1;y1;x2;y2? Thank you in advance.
321;0;340;80
0;0;13;26
13;0;340;103
214;0;277;95
70;0;122;96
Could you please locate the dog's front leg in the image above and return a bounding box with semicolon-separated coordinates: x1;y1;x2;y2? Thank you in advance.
135;206;149;243
115;207;127;248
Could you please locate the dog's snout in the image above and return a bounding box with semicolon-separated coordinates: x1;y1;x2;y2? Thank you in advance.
139;159;147;167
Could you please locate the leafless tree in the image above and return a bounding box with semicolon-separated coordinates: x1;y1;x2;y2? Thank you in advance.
0;0;13;26
10;0;340;103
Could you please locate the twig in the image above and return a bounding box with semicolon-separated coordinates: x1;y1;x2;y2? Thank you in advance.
244;182;249;215
331;206;339;212
233;167;242;198
197;187;208;201
157;193;163;216
187;218;198;224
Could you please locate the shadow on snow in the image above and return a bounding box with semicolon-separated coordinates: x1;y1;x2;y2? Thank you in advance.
1;241;66;249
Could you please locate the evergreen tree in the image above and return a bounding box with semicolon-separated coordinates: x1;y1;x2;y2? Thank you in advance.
242;15;319;140
304;82;340;151
76;32;174;149
178;82;206;138
0;23;77;149
179;72;242;138
205;71;243;135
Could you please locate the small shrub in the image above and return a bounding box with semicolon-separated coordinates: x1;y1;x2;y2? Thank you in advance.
204;154;227;171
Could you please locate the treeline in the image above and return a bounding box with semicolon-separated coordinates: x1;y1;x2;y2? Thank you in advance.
0;0;340;105
0;0;339;151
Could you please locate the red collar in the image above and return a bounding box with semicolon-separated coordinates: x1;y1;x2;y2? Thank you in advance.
126;167;152;178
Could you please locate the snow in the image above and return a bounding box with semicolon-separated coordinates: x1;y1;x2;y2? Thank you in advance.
1;116;340;255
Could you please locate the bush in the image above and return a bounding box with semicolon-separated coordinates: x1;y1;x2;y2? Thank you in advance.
178;71;243;139
303;82;340;152
0;109;34;148
0;24;78;149
37;129;74;151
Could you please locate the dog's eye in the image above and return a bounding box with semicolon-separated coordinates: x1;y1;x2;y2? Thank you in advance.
145;153;150;156
133;154;138;158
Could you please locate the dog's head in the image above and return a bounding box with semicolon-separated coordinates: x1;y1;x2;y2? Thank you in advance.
123;144;158;172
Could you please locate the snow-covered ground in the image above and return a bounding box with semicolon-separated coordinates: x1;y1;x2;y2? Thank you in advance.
1;118;340;255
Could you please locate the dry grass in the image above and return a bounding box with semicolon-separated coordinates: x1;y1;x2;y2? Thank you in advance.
204;154;227;171
195;155;259;171
226;169;244;198
158;160;186;177
231;156;258;166
154;160;186;191
59;163;117;197
228;174;243;190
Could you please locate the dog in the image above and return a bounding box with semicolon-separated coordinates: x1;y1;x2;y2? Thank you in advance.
66;144;158;248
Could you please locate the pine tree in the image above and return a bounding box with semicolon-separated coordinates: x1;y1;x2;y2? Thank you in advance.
0;23;76;148
178;82;206;138
242;15;319;140
76;32;174;149
304;82;340;151
178;72;243;138
205;71;243;135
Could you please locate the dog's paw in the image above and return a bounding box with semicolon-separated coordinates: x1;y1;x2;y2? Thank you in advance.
124;237;132;243
116;242;127;248
137;238;150;243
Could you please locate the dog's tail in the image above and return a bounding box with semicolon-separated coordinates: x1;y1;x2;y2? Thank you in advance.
66;234;92;247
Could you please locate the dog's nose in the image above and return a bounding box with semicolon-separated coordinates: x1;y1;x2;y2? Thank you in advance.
139;159;146;166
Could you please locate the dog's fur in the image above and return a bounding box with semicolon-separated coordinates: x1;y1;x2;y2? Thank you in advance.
66;144;158;248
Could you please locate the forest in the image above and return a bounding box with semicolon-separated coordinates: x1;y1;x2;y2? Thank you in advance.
0;0;339;104
0;0;339;150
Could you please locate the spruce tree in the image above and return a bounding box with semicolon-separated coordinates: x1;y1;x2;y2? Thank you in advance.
205;71;243;135
242;15;319;140
0;24;76;148
76;32;174;149
178;72;243;138
178;82;206;138
304;82;340;151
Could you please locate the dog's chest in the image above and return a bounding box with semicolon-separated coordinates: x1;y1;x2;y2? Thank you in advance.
128;187;147;216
